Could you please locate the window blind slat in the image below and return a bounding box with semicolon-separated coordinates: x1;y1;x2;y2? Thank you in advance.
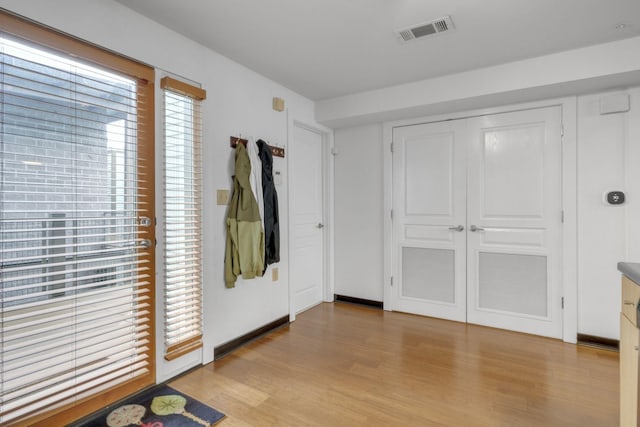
3;324;150;375
2;358;150;419
1;247;149;267
166;291;201;301
166;302;201;313
3;305;150;353
166;318;202;335
3;312;150;363
4;260;144;290
1;253;149;276
4;298;150;333
3;345;150;405
3;269;147;296
2;290;150;323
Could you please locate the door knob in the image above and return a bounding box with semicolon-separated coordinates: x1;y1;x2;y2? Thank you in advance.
317;223;325;229
469;225;485;232
448;225;464;232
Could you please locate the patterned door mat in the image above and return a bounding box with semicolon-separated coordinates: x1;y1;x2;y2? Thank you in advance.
72;385;225;427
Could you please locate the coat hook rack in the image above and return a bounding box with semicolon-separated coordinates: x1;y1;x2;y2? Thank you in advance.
230;136;285;158
230;136;248;148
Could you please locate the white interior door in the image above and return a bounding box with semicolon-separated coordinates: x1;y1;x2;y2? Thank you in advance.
390;106;563;338
466;107;563;338
291;125;324;314
391;120;467;322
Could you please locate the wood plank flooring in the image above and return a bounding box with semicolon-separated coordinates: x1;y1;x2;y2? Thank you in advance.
170;302;619;426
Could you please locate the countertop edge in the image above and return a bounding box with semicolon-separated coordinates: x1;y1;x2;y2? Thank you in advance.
618;262;640;285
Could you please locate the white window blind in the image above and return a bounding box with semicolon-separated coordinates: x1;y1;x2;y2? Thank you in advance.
0;16;155;425
161;77;205;360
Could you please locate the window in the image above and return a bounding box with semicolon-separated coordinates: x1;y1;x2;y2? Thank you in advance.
161;77;205;360
0;12;155;425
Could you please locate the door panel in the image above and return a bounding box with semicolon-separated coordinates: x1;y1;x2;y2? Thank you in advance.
402;247;455;303
466;107;562;338
481;126;545;218
477;252;548;317
292;125;324;313
404;134;454;216
391;120;467;322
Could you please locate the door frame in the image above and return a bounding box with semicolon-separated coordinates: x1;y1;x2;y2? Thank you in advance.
383;97;578;343
288;118;335;322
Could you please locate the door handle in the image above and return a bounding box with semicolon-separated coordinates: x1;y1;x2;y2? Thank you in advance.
317;223;325;229
448;225;464;232
469;225;485;232
138;216;152;227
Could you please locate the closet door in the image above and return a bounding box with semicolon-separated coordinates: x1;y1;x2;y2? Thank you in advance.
391;120;467;322
466;107;563;338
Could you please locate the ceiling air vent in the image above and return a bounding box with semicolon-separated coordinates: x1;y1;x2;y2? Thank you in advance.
396;15;455;43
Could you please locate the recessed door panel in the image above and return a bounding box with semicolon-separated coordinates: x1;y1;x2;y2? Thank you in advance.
481;126;544;219
477;252;548;317
402;247;455;303
404;133;454;216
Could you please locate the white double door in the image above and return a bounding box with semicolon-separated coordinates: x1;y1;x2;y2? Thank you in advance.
391;107;563;338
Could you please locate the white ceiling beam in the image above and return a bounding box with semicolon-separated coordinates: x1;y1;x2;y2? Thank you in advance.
315;36;640;128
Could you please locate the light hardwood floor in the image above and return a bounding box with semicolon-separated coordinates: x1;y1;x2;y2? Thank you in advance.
170;302;619;426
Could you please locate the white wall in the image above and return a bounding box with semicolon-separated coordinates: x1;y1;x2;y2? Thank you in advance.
0;0;319;381
578;89;640;339
333;124;384;301
332;88;640;341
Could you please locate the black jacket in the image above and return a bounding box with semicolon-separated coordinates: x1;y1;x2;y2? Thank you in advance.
257;140;280;266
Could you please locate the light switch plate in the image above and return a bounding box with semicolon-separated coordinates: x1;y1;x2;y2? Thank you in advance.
217;189;229;205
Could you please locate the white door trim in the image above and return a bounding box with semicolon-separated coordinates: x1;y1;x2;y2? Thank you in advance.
383;96;578;343
288;118;334;322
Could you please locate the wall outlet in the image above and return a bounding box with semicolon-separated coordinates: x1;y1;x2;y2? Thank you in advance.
272;267;279;282
216;189;229;205
274;170;283;186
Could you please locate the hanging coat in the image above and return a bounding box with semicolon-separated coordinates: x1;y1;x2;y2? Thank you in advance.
225;143;265;288
257;139;280;267
247;138;264;224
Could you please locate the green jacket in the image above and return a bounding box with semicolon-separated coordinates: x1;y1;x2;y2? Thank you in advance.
225;143;265;287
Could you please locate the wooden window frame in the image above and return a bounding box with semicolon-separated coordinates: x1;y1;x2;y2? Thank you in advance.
161;76;206;361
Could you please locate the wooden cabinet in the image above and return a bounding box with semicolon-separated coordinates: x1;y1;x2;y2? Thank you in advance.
621;275;640;427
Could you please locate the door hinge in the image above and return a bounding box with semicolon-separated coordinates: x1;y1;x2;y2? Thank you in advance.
561;297;564;309
390;209;394;220
560;125;564;138
561;210;565;223
390;276;394;287
390;142;394;153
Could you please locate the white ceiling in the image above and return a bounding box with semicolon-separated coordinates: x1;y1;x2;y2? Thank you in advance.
115;0;640;101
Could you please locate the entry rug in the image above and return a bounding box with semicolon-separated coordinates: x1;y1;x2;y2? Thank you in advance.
74;385;225;427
